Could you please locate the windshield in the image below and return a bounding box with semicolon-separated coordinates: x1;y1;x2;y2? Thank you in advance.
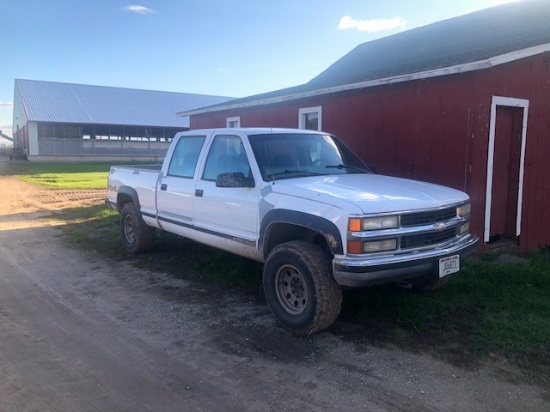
249;133;371;181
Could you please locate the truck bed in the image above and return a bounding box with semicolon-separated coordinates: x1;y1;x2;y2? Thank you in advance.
107;164;163;218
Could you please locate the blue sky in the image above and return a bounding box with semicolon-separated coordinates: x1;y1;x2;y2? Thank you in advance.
0;0;518;136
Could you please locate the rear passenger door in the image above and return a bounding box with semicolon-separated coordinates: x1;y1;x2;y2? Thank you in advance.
194;133;260;246
156;134;205;236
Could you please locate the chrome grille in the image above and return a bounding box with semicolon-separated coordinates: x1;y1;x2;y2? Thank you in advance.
401;228;457;249
401;207;456;227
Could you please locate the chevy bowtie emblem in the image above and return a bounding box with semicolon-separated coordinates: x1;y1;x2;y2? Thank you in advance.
434;222;447;231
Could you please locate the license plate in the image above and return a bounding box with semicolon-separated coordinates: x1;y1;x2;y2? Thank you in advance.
439;255;460;278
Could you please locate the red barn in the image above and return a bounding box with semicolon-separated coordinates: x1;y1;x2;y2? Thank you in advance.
179;0;550;252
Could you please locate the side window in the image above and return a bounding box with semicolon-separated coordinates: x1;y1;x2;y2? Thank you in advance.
202;135;251;181
167;135;206;178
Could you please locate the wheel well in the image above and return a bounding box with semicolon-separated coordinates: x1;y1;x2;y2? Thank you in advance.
264;222;332;259
117;193;134;211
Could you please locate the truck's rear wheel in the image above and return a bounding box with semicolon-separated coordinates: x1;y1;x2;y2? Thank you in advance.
263;240;342;335
120;202;155;254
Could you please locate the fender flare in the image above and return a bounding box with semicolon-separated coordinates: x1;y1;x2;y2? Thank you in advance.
260;209;344;257
116;185;141;211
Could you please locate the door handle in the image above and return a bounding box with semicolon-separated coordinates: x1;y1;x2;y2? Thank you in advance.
195;189;204;197
160;183;167;191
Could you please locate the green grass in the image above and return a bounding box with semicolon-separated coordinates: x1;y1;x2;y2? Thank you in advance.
56;204;263;288
5;161;154;189
9;160;550;384
339;256;550;364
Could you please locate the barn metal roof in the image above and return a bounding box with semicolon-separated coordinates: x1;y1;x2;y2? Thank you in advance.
179;0;550;116
15;79;234;127
307;0;550;89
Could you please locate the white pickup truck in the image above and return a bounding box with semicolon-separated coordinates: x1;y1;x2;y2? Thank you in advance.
107;128;479;335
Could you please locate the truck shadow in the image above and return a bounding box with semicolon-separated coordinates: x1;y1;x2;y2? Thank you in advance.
56;205;549;386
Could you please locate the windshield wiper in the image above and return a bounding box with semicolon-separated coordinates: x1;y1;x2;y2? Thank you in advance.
267;169;324;181
325;164;370;173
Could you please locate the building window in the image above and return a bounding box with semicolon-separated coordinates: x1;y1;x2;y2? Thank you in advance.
298;106;322;131
226;116;241;128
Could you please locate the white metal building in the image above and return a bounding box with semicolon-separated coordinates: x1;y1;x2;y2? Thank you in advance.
12;79;233;161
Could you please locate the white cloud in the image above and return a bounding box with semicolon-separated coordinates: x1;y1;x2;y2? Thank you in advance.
338;16;406;32
125;5;155;14
0;102;13;107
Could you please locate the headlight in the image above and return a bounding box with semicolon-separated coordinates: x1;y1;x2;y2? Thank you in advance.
457;203;471;218
363;239;397;253
349;216;398;231
347;238;398;254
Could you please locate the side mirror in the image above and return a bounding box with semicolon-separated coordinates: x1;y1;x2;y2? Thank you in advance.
216;172;255;188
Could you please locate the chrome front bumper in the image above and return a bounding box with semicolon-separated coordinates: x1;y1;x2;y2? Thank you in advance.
332;234;479;287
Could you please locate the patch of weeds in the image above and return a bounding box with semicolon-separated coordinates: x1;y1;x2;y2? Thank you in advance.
57;204;263;289
337;256;550;383
388;327;410;345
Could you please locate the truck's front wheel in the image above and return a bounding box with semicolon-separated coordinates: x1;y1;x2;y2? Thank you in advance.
120;202;155;254
263;241;342;335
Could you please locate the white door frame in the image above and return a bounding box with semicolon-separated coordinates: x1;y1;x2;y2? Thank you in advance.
484;96;529;243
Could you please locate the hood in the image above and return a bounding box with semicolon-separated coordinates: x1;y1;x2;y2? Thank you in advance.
272;174;469;214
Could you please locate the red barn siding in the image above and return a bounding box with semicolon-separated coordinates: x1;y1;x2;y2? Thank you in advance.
190;53;550;251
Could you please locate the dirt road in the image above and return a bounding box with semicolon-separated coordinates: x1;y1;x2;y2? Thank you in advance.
0;156;548;412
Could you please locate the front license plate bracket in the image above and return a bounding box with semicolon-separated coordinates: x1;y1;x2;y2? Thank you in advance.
439;254;460;278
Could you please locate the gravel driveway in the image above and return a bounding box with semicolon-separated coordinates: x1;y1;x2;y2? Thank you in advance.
0;156;548;411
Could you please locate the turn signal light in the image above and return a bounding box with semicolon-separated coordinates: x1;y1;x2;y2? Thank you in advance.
347;241;363;254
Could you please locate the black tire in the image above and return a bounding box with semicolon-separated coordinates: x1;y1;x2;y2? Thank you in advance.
263;240;342;336
120;202;156;254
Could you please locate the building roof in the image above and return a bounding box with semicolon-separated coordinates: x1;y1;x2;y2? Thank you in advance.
308;0;550;89
0;130;13;142
179;0;550;116
15;79;234;128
